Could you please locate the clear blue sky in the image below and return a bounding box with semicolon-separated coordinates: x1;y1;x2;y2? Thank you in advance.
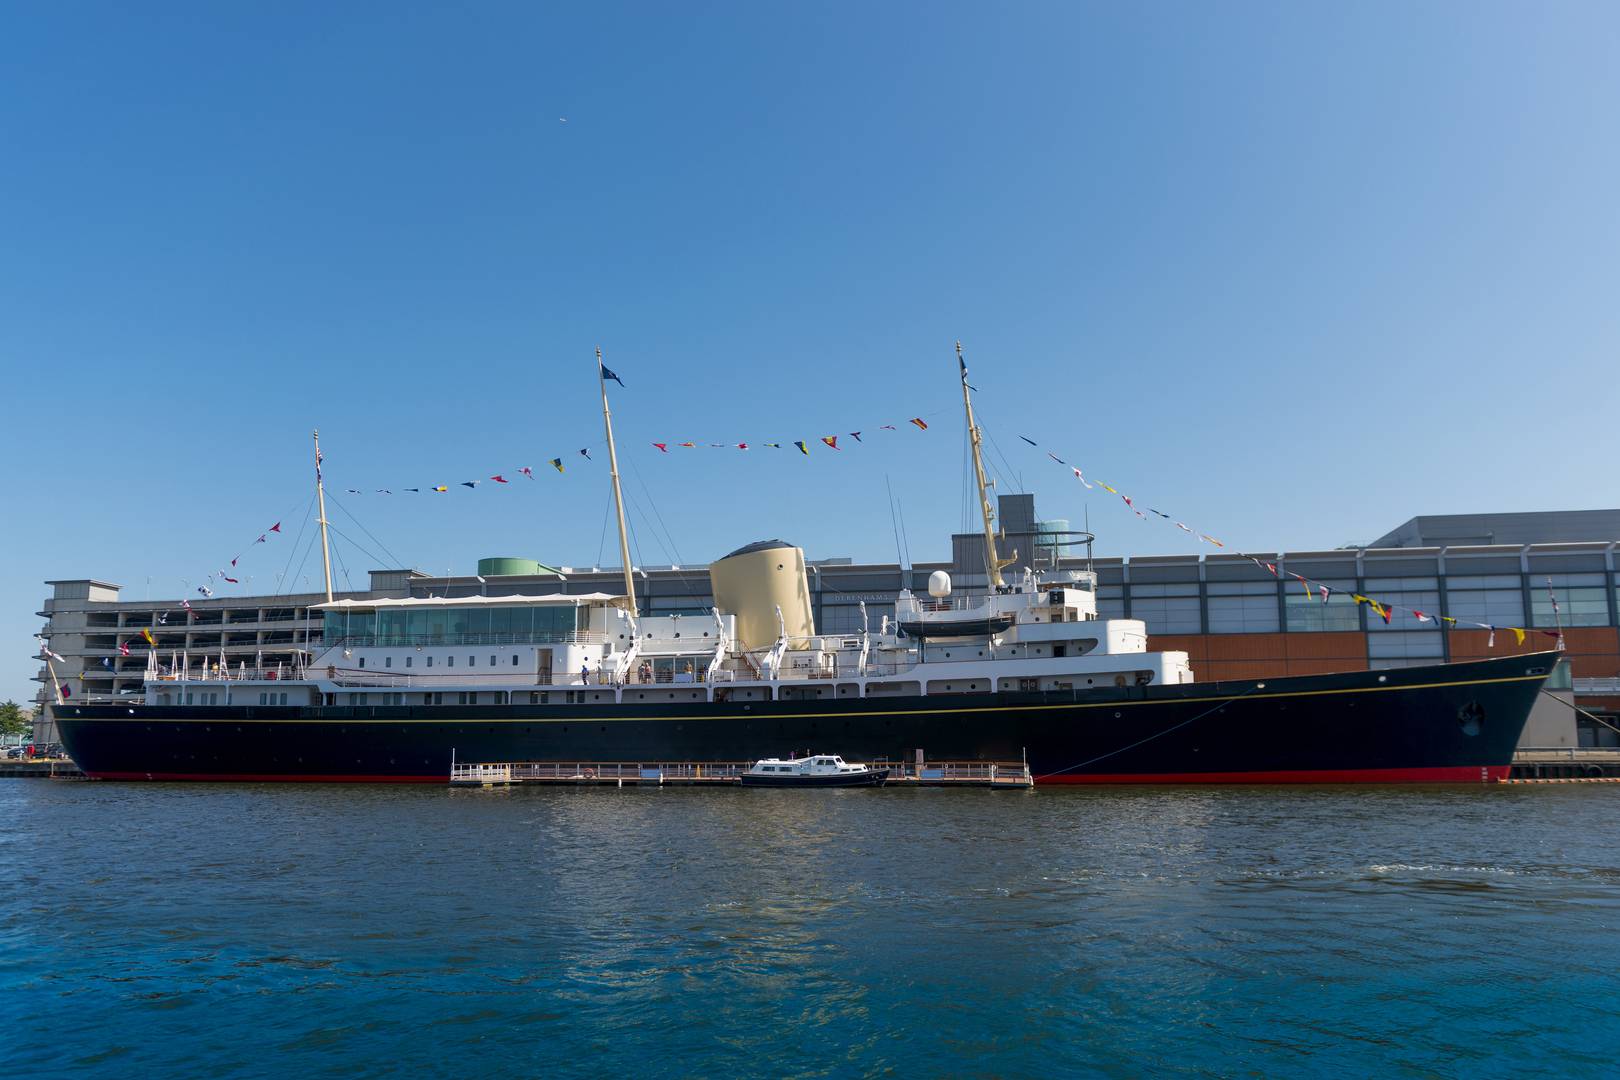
3;2;1617;703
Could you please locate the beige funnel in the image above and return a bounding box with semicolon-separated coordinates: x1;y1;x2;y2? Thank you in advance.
709;540;816;651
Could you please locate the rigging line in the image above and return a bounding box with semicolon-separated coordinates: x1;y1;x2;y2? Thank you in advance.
897;497;913;572
654;403;959;447
595;487;614;570
322;522;390;575
624;456;686;569
328;525;355;594
960;416;974;536
622;491;704;605
975;405;1025;495
1540;687;1620;736
285;518;319;599
275;492;319;598
1035;685;1267;781
885;475;906;570
329;494;411;571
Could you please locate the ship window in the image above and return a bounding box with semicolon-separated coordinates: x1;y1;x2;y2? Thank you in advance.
469;656;476;666
405;656;413;668
512;655;520;666
385;657;392;668
279;693;288;705
447;656;454;668
426;656;433;668
258;693;267;705
490;656;496;666
358;657;365;668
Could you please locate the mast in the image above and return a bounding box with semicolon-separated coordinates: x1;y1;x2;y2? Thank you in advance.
958;341;1015;588
598;347;638;619
313;429;334;603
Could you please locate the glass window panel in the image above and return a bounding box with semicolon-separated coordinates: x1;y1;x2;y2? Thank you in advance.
323;610;346;643
1207;595;1279;634
488;608;512;638
464;608;490;639
1128;583;1200;598
423;607;450;640
1365;588;1440;631
379;609;408;645
448;608;473;638
1363;577;1438;592
1442;575;1521;589
819;607;865;634
1532;587;1610;628
350;611;375;640
1130;597;1201;634
1539;573;1605;587
1283;581;1359;631
406;609;428;640
1445;589;1524;628
1206;581;1278;596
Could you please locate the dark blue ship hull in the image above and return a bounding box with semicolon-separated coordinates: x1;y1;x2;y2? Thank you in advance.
53;652;1555;785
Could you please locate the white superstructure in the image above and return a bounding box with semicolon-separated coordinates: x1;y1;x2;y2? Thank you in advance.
136;559;1192;709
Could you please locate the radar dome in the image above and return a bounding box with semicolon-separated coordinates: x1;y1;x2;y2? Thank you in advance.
927;570;952;598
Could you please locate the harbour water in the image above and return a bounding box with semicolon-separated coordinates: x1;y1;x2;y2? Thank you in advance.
3;782;1619;1077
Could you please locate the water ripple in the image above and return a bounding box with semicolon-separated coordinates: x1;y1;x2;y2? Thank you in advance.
3;783;1620;1076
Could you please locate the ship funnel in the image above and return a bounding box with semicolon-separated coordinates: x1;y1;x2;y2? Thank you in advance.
709;540;815;651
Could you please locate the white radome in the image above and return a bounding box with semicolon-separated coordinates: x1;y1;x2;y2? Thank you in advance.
927;570;952;598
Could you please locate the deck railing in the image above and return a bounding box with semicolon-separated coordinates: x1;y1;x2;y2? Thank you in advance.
449;759;1034;785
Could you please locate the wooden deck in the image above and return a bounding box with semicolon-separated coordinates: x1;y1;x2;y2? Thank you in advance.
449;760;1034;789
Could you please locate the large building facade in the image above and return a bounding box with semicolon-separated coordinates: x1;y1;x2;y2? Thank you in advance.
35;502;1620;747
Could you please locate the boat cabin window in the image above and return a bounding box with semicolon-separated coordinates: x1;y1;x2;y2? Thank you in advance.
358;657;365;668
323;605;580;646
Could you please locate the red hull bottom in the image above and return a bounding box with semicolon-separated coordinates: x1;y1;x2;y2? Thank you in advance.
85;765;1511;785
1037;765;1509;785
